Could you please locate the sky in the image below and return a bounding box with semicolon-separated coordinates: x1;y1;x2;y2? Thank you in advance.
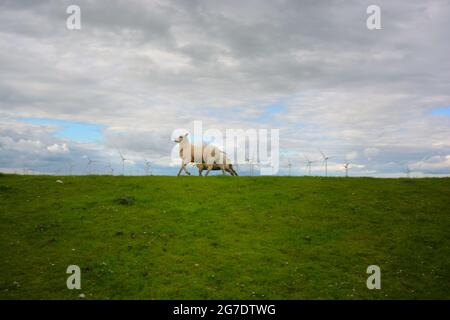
1;0;450;177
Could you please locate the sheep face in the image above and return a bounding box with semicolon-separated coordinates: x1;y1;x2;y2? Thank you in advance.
174;133;189;143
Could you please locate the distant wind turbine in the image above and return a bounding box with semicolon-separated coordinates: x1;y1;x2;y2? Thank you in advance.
106;163;114;175
85;157;96;175
144;159;152;175
304;155;315;176
319;150;331;177
246;155;255;176
343;162;349;177
287;159;292;176
246;157;252;176
118;151;129;176
405;165;411;178
69;163;75;176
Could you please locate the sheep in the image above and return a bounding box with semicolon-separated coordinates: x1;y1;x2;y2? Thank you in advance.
174;133;208;176
202;143;238;176
174;133;195;176
174;133;238;176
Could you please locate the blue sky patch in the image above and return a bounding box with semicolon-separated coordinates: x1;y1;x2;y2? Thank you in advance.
265;101;286;114
19;118;105;143
254;100;287;123
430;106;450;116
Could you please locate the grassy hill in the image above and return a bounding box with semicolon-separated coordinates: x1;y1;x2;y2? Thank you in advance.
0;174;449;299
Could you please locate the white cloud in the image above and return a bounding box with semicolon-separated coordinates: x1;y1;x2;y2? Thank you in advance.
47;143;69;153
410;155;450;173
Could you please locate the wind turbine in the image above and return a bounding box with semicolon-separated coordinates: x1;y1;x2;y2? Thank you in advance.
248;149;258;176
343;162;349;177
304;155;315;176
319;150;331;177
245;155;253;176
287;159;292;176
118;151;128;176
144;159;152;175
106;163;114;175
405;165;411;178
85;157;96;175
249;158;256;176
69;163;75;176
246;157;252;176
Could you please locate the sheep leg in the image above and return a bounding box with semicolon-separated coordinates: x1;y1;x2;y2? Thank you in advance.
224;165;235;176
178;162;190;176
198;167;203;176
177;165;184;176
205;165;213;176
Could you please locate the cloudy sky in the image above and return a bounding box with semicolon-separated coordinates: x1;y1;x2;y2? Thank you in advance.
1;0;449;176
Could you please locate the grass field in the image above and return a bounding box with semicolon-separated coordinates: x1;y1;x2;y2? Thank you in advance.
0;174;449;299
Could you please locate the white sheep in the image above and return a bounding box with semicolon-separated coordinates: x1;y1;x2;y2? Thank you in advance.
174;133;238;176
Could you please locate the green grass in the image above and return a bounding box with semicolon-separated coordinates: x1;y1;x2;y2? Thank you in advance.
0;174;449;299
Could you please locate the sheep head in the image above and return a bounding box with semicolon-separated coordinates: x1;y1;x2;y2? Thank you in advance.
174;132;189;143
